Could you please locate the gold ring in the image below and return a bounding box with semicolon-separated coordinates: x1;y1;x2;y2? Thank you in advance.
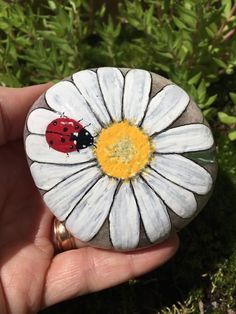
53;218;76;252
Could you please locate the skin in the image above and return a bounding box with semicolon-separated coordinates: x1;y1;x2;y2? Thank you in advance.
0;84;179;314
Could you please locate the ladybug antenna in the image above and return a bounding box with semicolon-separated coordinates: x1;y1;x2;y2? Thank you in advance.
58;111;68;118
93;144;97;148
84;123;91;128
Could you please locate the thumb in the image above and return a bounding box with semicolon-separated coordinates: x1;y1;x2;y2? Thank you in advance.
0;83;53;146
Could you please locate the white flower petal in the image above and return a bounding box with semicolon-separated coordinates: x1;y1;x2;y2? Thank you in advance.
97;67;124;122
25;134;94;164
30;161;96;191
109;182;140;250
151;154;213;195
43;166;102;221
152;124;214;153
27;108;59;135
123;69;151;125
143;168;197;218
73;70;111;126
132;177;171;243
66;176;118;242
142;85;189;135
45;80;101;136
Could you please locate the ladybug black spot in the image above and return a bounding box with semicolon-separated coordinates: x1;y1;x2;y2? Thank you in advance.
61;138;65;143
53;121;57;126
63;127;68;132
49;140;53;145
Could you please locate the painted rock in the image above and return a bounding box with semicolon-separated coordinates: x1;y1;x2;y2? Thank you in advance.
24;68;217;251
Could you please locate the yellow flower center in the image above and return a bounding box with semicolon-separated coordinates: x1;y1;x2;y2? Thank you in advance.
95;121;152;179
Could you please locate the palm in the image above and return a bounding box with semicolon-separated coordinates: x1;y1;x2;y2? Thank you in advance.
0;85;178;313
0;140;54;311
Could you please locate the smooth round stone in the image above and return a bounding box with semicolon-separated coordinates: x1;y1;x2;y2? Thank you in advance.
24;68;217;251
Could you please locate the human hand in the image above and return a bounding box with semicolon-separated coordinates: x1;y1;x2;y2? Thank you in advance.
0;84;179;313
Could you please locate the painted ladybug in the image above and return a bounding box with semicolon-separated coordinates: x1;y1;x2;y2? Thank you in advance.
45;117;94;153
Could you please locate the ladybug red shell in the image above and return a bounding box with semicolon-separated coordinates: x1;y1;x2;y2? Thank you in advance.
45;117;94;153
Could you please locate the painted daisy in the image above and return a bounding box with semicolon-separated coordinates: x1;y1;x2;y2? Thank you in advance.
25;68;214;250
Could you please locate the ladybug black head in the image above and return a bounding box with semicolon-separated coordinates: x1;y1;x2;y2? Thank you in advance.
71;128;94;151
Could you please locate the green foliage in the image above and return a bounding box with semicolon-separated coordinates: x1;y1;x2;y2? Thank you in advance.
218;112;236;125
218;91;236;140
0;0;236;313
218;111;236;140
160;297;196;313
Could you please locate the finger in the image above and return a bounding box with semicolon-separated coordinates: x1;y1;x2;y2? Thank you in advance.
0;83;53;145
43;234;179;307
0;280;8;314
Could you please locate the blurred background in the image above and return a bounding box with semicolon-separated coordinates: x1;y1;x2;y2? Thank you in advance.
1;0;236;313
